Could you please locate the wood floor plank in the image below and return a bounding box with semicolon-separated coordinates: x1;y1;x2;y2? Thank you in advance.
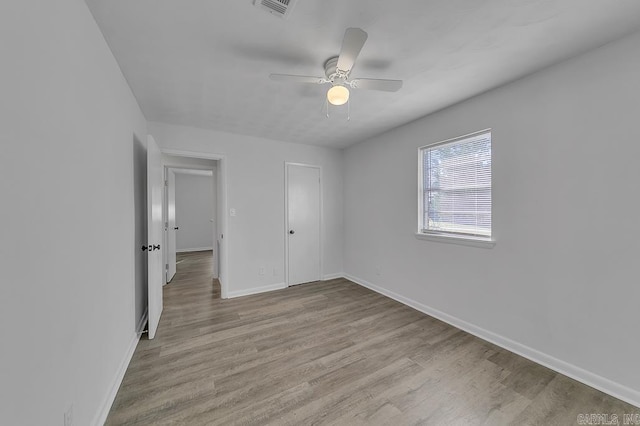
106;251;640;425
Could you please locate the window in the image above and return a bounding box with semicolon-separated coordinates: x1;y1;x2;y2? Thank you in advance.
418;129;492;241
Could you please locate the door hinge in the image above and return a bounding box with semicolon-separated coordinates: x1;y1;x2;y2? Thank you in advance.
165;221;168;230
165;263;168;271
164;180;168;187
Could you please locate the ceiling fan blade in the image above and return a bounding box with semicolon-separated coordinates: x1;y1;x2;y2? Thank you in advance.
351;78;403;92
269;74;327;84
336;28;368;73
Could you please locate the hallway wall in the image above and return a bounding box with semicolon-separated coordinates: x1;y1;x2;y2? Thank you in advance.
175;172;215;252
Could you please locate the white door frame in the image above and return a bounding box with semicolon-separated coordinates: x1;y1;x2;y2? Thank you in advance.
284;162;323;286
162;149;229;299
164;167;177;284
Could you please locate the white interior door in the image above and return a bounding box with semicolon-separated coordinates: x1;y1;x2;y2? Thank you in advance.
287;164;321;286
166;169;177;282
147;135;164;339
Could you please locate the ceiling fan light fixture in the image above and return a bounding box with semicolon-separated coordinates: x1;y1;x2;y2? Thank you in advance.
327;85;349;106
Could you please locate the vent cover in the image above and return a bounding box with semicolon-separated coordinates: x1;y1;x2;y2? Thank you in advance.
254;0;297;19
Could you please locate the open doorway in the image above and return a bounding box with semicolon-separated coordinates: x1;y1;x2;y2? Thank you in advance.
166;167;216;281
160;151;228;298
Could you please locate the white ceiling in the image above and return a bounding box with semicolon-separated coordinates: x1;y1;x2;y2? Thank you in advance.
85;0;640;148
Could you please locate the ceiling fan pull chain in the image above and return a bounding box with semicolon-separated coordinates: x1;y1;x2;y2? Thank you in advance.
325;98;330;119
347;98;351;121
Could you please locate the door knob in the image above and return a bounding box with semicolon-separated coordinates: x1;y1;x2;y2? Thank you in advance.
174;227;179;230
289;230;295;235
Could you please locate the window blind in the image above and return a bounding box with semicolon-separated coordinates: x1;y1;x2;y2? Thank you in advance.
421;131;491;237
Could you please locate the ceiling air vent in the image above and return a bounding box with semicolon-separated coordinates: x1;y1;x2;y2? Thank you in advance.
254;0;297;19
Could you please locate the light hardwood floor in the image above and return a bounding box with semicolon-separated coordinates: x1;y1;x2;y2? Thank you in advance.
107;251;639;425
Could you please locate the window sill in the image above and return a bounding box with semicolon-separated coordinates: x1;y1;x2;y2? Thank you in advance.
415;232;496;249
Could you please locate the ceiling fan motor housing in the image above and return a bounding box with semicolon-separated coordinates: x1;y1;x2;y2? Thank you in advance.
324;56;347;84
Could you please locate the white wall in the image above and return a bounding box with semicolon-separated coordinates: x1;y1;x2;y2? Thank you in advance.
175;172;215;251
343;30;640;405
149;122;344;296
0;1;147;425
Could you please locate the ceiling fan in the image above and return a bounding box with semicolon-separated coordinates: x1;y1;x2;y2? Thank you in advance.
269;28;402;107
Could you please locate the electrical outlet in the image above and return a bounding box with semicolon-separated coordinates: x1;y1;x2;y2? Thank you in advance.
229;208;236;217
64;404;73;426
259;266;265;276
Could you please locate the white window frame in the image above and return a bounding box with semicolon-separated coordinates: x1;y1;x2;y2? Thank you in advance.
416;129;495;248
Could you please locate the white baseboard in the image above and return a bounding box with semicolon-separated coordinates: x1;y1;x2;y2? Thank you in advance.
322;272;345;281
177;247;213;253
92;331;141;426
92;309;146;425
227;282;287;299
344;273;640;409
